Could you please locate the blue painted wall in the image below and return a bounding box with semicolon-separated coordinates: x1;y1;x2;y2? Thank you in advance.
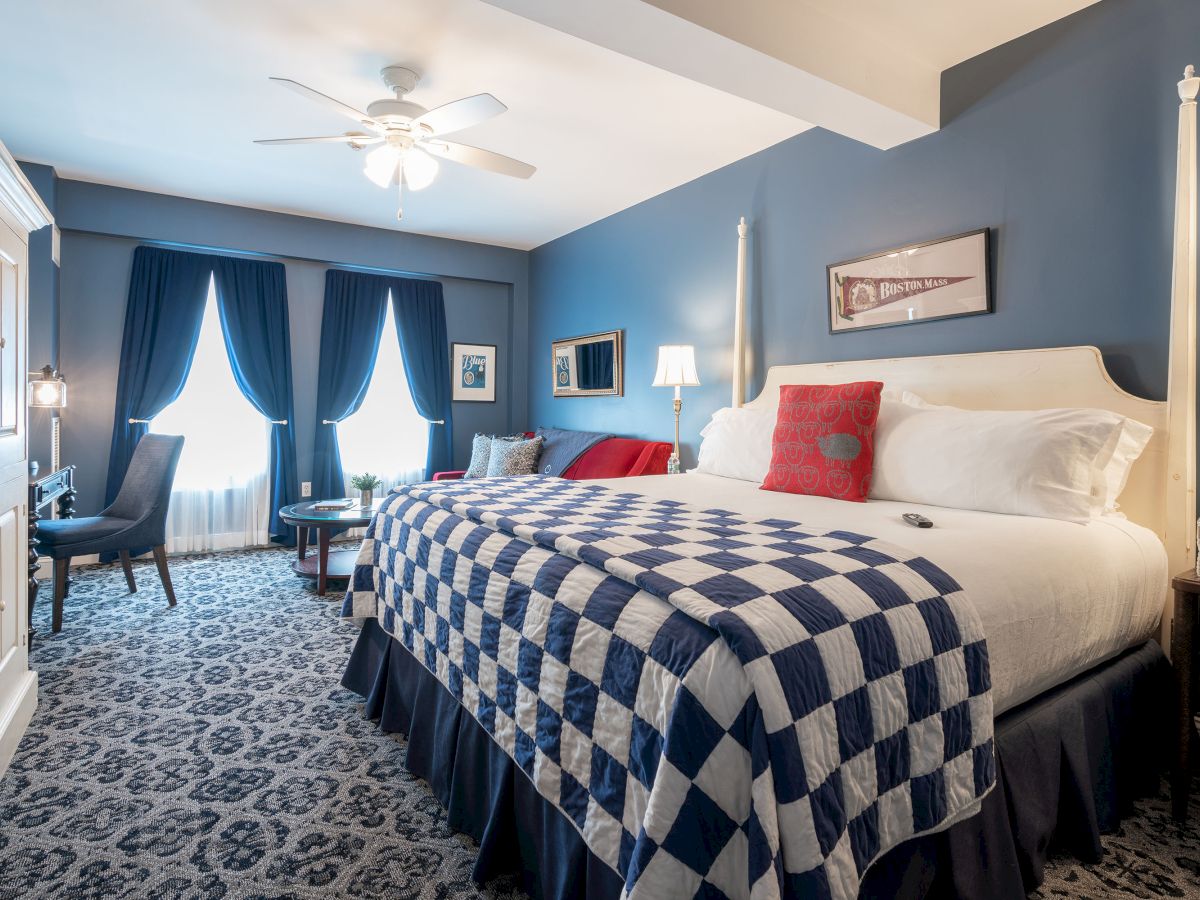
49;180;528;516
18;161;59;471
527;0;1188;467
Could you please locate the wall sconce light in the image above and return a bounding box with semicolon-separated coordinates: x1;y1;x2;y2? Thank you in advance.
28;365;67;409
28;365;67;473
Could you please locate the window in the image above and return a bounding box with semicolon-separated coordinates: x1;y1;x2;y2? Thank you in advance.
152;276;271;552
338;297;429;494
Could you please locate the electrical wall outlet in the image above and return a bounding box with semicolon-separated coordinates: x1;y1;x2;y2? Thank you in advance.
301;481;312;498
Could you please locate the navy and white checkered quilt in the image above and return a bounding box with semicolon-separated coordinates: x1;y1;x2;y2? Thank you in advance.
343;477;994;900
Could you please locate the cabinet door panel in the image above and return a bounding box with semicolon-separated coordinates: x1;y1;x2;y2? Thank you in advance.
0;220;25;478
0;493;20;664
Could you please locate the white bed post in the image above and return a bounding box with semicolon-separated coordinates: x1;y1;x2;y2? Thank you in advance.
1166;66;1199;609
732;217;749;408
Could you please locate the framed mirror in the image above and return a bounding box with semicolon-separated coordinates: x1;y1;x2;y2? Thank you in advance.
552;330;624;397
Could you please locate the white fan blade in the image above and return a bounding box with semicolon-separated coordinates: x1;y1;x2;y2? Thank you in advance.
423;141;535;179
254;134;382;145
269;77;384;132
412;94;507;137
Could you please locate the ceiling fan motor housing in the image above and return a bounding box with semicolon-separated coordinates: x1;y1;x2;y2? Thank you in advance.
365;98;429;126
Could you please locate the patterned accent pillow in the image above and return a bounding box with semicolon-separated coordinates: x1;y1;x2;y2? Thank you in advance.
465;433;524;479
486;435;544;477
464;434;494;479
760;381;883;501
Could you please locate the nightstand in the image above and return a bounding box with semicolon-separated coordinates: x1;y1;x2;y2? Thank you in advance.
1172;570;1199;820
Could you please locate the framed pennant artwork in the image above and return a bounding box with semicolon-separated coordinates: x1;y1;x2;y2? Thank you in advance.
827;229;992;334
451;342;497;403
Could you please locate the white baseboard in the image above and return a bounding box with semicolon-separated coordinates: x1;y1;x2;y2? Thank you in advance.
33;554;101;574
45;539;360;573
0;670;37;779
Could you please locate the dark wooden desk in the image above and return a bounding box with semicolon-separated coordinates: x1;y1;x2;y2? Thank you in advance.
1172;569;1199;820
29;465;75;643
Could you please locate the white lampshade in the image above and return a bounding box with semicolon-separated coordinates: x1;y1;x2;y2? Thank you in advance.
652;345;700;387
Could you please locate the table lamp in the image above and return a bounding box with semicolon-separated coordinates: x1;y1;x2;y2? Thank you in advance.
28;365;67;472
652;345;700;474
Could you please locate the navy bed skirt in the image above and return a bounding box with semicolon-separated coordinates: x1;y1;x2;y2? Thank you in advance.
342;618;1169;899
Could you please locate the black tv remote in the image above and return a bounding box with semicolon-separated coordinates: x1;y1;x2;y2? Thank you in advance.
902;513;933;528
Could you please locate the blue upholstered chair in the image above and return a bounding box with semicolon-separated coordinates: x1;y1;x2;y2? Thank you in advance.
36;434;184;632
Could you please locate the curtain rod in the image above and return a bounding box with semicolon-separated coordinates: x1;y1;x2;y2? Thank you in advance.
58;229;518;289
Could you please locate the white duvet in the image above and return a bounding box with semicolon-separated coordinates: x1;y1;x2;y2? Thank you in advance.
593;471;1166;715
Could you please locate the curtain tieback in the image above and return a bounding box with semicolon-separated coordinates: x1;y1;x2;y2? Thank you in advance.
128;417;151;424
322;419;339;425
427;419;445;425
269;419;288;425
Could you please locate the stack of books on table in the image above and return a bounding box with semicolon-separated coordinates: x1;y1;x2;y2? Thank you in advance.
313;498;355;511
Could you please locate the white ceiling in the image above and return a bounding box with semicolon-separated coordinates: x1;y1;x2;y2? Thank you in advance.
1;0;1099;250
804;0;1103;71
490;0;1102;149
0;0;807;250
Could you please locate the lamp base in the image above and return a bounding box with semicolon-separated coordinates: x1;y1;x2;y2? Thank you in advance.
666;454;681;475
51;414;61;474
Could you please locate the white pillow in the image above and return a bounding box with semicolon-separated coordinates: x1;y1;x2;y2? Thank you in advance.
694;406;776;482
1096;417;1154;511
871;392;1127;522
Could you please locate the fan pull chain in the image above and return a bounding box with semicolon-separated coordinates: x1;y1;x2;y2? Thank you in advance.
396;165;405;221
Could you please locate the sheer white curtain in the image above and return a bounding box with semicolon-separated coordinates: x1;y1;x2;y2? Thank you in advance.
338;298;430;496
152;276;271;552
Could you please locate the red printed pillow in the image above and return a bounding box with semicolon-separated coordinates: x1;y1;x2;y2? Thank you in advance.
760;381;883;502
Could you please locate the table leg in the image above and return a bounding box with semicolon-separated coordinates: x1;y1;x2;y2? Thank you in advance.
54;487;75;600
297;526;308;562
27;504;39;652
317;529;330;596
1173;588;1196;821
57;487;75;520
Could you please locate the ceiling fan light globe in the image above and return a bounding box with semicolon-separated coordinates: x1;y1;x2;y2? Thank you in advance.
403;149;439;190
364;145;401;187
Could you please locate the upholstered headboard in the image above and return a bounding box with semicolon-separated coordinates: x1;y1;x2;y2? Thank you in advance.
744;346;1169;541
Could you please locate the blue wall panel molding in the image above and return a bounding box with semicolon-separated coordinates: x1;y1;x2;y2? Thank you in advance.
49;179;529;518
526;0;1189;467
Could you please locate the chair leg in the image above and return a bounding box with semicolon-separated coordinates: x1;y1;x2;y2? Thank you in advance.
52;558;69;633
119;550;137;593
152;545;176;607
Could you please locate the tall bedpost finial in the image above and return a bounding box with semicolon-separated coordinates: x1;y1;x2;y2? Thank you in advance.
1181;65;1199;103
732;217;749;408
1166;60;1198;610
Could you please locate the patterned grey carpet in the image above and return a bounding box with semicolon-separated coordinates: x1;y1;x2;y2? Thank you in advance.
0;547;522;900
0;547;1195;899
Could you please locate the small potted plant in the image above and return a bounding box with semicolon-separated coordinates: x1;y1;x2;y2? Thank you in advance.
350;473;382;508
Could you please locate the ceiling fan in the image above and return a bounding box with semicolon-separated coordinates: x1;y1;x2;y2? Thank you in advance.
255;65;535;220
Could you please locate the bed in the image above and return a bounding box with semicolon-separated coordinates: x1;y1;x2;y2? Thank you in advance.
340;67;1199;900
342;345;1180;899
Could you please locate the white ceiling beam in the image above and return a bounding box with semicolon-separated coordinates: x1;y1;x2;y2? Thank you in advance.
483;0;940;150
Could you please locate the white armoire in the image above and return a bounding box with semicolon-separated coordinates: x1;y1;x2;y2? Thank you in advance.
0;141;47;776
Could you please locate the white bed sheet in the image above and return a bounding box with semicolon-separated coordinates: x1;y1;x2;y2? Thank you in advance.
591;472;1167;715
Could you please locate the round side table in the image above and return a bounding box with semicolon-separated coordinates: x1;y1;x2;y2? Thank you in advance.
279;499;382;596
